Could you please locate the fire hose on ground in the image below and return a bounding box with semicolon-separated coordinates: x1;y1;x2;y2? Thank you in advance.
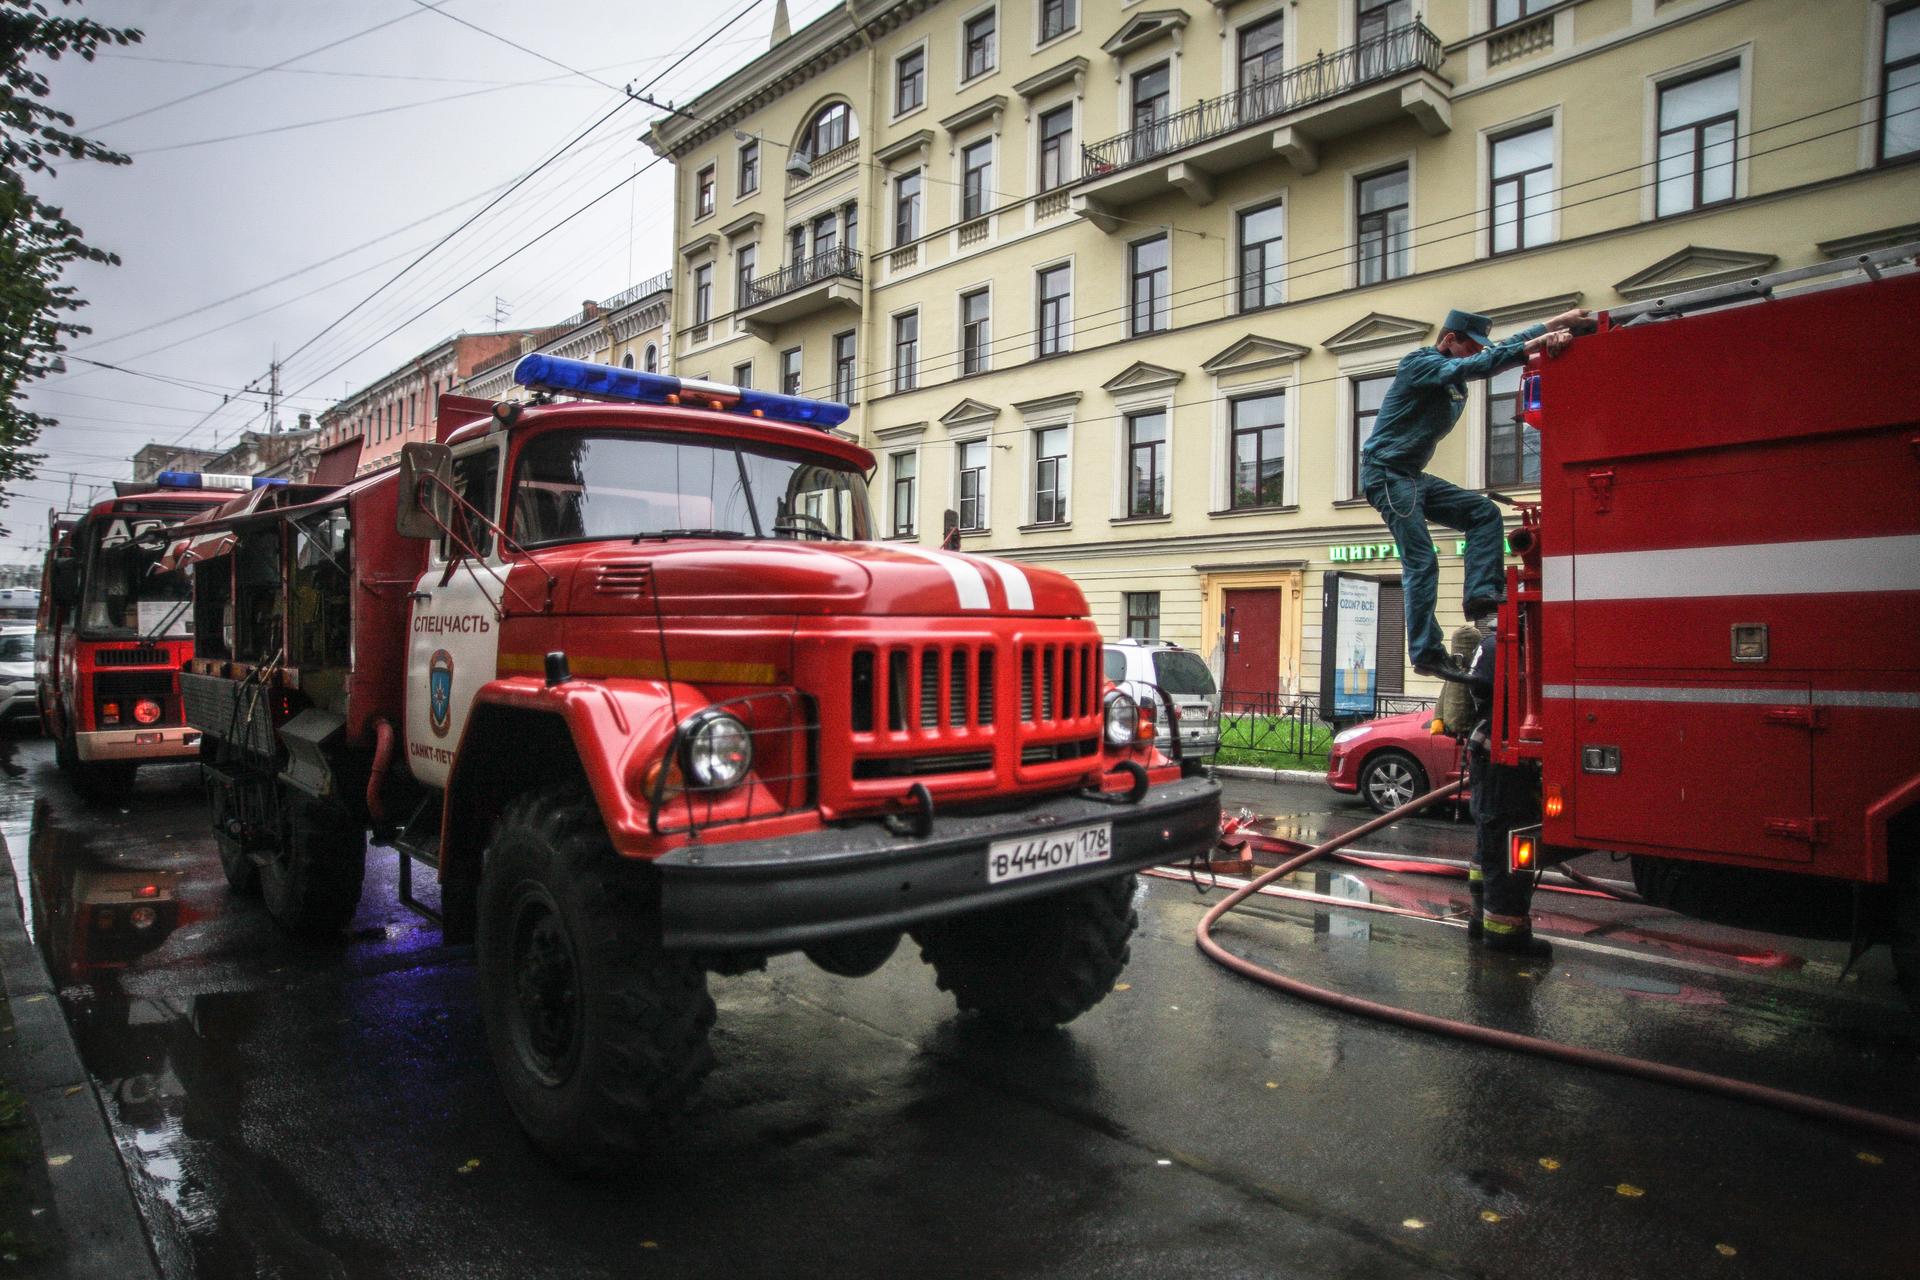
1190;779;1920;1147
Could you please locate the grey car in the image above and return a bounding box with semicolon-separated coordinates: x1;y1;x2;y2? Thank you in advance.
1102;639;1219;760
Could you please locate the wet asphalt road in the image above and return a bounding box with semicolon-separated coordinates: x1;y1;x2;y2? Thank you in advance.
5;739;1917;1280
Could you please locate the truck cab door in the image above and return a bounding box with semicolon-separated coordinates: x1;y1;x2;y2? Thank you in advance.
404;441;504;788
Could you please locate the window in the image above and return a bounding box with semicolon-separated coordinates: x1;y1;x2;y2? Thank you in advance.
736;244;757;309
1036;264;1071;356
961;138;993;219
1238;14;1285;89
890;451;918;536
961;289;991;374
1238;202;1285;311
1128;235;1169;336
957;439;988;530
843;201;858;250
1124;592;1160;642
696;165;715;219
1884;4;1920;162
893;312;919;392
964;9;997;79
732;361;754;389
1356;166;1410;284
622;352;634;369
1357;0;1411;44
1040;0;1075;42
803;102;855;158
1038;105;1074;191
1229;392;1286;510
644;344;658;373
896;47;926;115
692;263;713;324
789;225;807;264
1491;0;1549;27
1033;425;1069;524
1490;122;1553;254
441;447;500;560
1351;374;1393;492
738;140;759;195
832;331;857;402
1126;410;1167;516
781;347;802;396
1656;65;1739;216
894;170;922;245
812;211;838;258
1132;63;1171;155
1485;364;1540;487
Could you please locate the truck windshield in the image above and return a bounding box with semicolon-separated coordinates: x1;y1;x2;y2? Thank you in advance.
80;517;191;640
510;431;872;546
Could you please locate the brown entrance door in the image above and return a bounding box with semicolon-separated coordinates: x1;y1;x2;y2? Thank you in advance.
1222;588;1281;712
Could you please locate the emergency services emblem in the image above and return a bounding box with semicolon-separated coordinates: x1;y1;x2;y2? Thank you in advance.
428;649;454;737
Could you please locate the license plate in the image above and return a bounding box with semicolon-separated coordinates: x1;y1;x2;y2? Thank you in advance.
987;823;1113;885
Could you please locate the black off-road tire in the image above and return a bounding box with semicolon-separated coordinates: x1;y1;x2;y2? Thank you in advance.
912;874;1139;1030
204;764;262;895
1893;858;1919;1015
476;784;715;1173
260;795;366;935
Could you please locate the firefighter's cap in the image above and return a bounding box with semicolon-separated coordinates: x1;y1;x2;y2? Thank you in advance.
1441;309;1494;348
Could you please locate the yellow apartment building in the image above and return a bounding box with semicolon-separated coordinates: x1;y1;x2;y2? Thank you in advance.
644;0;1919;705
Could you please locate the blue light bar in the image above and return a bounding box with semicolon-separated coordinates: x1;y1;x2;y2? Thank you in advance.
513;353;851;430
155;470;289;491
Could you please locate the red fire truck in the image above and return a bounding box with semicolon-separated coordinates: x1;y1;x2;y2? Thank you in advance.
170;357;1219;1168
36;474;272;797
1494;246;1920;1007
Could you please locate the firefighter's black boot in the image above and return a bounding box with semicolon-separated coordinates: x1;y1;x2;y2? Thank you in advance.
1483;929;1553;960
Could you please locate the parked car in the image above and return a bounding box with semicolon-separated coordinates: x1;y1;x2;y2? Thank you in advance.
1326;708;1462;814
0;626;36;726
1103;639;1219;759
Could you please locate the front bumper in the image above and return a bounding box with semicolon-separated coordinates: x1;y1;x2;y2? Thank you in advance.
76;726;201;762
654;774;1221;951
1325;747;1359;792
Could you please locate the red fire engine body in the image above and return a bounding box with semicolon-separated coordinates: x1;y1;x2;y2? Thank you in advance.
168;359;1219;1167
1494;254;1920;1001
35;479;242;795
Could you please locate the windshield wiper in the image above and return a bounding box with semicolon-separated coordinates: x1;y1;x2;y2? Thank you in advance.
632;528;752;542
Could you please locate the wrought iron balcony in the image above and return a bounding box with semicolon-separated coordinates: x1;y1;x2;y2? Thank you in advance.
1077;22;1446;210
739;246;863;339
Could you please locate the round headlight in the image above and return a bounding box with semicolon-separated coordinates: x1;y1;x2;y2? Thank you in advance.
1103;690;1139;747
129;905;157;930
683;712;753;790
133;698;163;725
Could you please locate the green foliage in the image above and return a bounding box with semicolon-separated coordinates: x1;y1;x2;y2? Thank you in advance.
0;1;141;530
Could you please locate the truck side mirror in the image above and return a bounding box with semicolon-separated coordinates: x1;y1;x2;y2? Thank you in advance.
396;442;453;541
50;556;79;607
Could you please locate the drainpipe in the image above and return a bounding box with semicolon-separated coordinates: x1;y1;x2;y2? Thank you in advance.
847;0;879;456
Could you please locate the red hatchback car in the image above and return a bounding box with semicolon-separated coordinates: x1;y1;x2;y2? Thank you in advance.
1326;710;1465;814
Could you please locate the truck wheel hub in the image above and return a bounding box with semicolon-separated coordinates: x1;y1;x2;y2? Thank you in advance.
508;893;581;1086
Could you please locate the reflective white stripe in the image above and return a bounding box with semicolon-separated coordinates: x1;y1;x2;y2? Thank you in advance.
974;555;1034;611
888;545;990;609
1542;534;1920;602
1542;683;1920;708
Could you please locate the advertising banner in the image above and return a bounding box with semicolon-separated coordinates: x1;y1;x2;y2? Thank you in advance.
1319;571;1380;722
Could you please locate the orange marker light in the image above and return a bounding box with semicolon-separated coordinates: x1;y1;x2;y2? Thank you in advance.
1544;785;1564;819
1511;834;1535;869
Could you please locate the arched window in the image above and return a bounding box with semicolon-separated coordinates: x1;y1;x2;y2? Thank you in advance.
644;344;659;373
622;352;635;369
800;102;856;158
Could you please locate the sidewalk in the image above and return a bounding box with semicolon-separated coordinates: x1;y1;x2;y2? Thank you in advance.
0;830;159;1280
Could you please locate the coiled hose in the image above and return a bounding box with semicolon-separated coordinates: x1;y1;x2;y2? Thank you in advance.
1194;779;1920;1146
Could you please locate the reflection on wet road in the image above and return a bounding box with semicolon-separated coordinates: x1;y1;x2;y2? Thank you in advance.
6;744;1918;1280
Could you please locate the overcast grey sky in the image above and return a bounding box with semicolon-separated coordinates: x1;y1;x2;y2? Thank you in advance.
7;0;833;566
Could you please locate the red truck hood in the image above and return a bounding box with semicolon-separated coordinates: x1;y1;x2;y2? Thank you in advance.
562;540;1087;618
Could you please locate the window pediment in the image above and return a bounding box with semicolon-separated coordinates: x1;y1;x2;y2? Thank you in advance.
1101;9;1191;57
940;397;1001;427
1322;312;1430;354
1614;246;1778;301
1481;293;1582;327
875;129;934;167
1201;334;1310;374
1101;360;1184;393
1014;56;1089;100
941;95;1007;136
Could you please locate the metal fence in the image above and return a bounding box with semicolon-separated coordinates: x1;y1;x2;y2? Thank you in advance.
1215;689;1438;763
1081;22;1444;176
744;246;862;308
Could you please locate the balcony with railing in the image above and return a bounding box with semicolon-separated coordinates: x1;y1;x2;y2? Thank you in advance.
738;245;862;339
1074;23;1450;228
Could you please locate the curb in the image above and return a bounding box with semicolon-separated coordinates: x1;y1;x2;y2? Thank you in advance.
1210;764;1328;784
0;831;161;1280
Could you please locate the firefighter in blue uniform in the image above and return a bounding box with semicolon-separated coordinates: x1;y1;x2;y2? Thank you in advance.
1462;624;1549;958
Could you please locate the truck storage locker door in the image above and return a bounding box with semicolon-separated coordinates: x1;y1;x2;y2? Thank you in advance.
1570;684;1814;862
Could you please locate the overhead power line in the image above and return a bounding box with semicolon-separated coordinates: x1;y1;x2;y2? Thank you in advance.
404;0;620;92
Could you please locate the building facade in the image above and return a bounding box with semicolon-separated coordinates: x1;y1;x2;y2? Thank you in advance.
318;330;540;476
645;0;1919;703
131;422;324;485
461;272;674;402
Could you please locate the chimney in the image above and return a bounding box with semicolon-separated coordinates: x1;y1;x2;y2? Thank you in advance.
582;300;601;320
297;413;312;433
771;0;790;46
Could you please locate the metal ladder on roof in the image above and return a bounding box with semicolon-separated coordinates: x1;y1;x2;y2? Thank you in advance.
1606;240;1920;327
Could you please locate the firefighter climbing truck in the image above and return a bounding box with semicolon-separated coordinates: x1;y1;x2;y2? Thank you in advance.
36;474;270;797
1493;247;1920;1007
172;356;1220;1168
